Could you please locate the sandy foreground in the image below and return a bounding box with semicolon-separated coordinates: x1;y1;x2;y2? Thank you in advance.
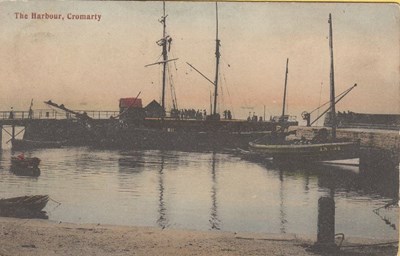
0;217;398;256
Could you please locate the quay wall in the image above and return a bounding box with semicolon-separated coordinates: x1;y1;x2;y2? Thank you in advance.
292;126;399;152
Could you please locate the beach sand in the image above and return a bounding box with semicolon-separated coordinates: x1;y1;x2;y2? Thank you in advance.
0;217;398;256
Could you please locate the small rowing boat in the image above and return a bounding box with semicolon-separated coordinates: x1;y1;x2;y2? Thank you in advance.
10;154;41;176
0;195;49;218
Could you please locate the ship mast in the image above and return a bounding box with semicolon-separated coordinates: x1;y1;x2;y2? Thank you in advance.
161;1;168;117
328;13;337;140
146;2;178;118
213;2;221;117
281;58;289;118
184;2;221;119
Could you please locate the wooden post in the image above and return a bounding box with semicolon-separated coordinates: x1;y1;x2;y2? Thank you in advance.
11;124;15;142
263;105;266;122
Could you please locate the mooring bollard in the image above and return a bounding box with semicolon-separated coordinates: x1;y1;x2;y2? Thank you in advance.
313;196;338;252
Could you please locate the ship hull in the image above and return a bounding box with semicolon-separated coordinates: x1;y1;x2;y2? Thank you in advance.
21;118;297;150
249;141;360;162
100;128;271;150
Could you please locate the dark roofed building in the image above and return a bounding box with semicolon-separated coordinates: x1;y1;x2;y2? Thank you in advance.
145;100;164;118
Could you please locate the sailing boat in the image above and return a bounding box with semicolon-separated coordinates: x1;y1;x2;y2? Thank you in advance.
249;14;360;162
88;2;296;150
119;2;279;150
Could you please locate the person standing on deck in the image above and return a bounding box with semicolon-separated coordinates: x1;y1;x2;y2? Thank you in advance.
9;107;14;119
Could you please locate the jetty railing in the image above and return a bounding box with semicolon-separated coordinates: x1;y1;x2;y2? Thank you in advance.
0;110;119;120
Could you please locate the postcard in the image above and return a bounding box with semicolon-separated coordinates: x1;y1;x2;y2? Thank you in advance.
0;1;398;255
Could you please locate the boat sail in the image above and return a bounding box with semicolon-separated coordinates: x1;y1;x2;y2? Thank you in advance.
249;13;360;162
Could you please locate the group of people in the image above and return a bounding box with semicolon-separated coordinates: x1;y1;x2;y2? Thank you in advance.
170;108;234;120
247;112;263;122
171;109;207;120
222;110;232;120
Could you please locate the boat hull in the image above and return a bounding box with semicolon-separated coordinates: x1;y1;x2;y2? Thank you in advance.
0;195;49;218
99;127;271;150
249;141;360;162
10;156;41;177
10;166;41;177
21;119;291;150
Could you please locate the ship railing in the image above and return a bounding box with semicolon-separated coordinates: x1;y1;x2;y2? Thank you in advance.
0;110;119;120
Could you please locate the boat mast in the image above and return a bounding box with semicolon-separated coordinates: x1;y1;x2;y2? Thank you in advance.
161;1;168;117
281;58;289;118
328;13;337;139
210;91;213;115
213;2;221;117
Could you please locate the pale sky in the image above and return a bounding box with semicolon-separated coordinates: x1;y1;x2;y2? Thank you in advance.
0;1;398;119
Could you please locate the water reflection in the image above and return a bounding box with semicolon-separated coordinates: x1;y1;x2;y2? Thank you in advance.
10;166;41;178
258;158;398;201
0;147;397;239
373;203;397;231
118;151;145;172
157;153;168;229
304;170;310;193
209;152;220;230
260;159;399;237
279;169;287;233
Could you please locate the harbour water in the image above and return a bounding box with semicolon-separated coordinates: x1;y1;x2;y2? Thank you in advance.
0;147;398;240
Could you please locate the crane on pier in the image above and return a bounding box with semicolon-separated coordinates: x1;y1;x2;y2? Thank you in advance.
44;100;93;121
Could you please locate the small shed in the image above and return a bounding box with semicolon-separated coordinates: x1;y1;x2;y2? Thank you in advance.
145;100;164;118
119;97;145;122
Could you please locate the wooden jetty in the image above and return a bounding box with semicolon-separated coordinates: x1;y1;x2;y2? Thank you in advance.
0;108;279;149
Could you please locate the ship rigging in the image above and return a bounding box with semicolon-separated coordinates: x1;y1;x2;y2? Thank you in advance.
145;1;179;118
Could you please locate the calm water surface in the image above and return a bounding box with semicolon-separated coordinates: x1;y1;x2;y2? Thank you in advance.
0;147;398;240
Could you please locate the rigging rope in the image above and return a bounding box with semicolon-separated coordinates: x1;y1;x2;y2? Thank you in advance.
309;85;354;115
316;82;324;126
168;64;178;110
221;60;235;118
220;82;225;114
310;83;357;126
167;50;179;110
